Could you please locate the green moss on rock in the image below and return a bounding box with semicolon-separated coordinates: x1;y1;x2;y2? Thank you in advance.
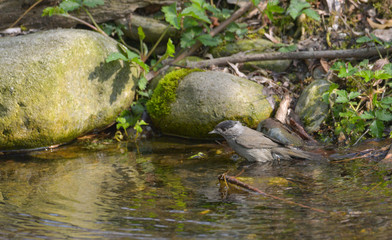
147;71;273;139
146;68;203;120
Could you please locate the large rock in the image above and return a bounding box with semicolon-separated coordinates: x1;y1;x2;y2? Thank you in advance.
0;0;175;31
295;80;331;132
0;29;139;150
146;70;273;139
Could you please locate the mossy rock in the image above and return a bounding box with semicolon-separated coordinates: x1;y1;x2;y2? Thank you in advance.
146;70;274;139
0;29;139;150
295;80;331;132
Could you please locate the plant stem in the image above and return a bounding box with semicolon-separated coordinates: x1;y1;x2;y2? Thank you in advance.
145;27;170;60
60;14;98;31
118;33;140;54
9;0;44;28
82;7;108;37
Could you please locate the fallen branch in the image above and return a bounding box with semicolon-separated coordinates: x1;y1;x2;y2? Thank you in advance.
218;173;327;214
189;47;392;68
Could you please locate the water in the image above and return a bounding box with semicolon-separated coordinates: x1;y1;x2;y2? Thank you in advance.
0;137;392;239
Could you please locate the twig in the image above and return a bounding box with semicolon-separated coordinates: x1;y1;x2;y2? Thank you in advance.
8;0;44;29
189;47;392;68
288;116;319;144
218;173;327;214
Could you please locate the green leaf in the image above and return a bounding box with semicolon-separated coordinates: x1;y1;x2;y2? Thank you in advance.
331;61;345;71
134;120;148;133
360;111;375;120
183;17;200;28
279;44;297;53
162;3;180;29
302;8;320;21
106;52;128;62
356;36;372;43
197;34;221;47
137;26;145;41
181;6;211;24
383;63;392;75
116;110;134;131
287;0;310;20
348;91;360;100
338;63;357;78
83;0;104;8
138;76;148;91
358;59;370;68
375;110;392;121
381;97;392;105
165;38;175;57
374;70;392;80
251;0;261;6
59;0;81;12
370;120;384;138
131;102;145;116
336;90;349;103
180;27;202;48
137;89;152;98
355;70;373;82
126;49;139;60
265;0;284;21
132;58;149;72
190;0;206;9
42;6;65;16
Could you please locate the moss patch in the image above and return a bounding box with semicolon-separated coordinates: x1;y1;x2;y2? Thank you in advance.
146;68;202;120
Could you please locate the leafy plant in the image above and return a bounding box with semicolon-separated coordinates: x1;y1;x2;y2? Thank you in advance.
259;0;320;36
42;0;107;35
323;60;392;144
286;0;320;21
264;0;285;22
162;0;248;48
115;102;148;141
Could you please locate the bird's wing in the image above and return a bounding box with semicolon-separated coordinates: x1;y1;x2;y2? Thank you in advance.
234;127;280;149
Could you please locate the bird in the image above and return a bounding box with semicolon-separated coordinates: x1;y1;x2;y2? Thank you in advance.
209;120;320;163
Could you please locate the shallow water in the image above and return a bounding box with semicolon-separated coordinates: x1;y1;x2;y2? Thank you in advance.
0;137;392;239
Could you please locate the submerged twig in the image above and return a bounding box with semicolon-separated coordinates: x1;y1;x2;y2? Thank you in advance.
218;173;327;214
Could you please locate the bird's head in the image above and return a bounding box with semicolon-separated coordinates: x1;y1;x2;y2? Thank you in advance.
209;120;244;137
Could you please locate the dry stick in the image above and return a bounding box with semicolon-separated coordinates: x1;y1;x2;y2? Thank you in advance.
8;0;44;29
190;47;392;68
219;174;328;214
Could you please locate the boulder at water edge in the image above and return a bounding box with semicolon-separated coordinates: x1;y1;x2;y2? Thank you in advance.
295;79;331;132
146;70;273;139
0;29;139;150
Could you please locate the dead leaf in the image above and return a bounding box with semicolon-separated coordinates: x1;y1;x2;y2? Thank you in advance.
367;17;392;29
320;58;330;72
372;58;389;71
373;28;392;42
264;28;280;44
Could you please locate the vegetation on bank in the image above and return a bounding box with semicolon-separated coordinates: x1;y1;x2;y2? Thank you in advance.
14;0;389;146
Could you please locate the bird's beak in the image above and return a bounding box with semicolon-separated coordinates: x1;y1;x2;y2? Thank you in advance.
208;129;217;134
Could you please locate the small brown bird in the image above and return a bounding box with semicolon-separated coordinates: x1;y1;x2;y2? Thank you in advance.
209;120;319;162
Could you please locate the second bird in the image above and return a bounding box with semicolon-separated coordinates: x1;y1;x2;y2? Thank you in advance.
209;120;319;163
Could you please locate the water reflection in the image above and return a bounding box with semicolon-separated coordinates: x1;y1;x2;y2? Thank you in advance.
0;137;392;239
